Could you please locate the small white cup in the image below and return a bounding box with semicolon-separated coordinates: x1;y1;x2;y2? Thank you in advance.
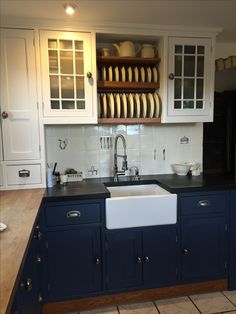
60;174;68;185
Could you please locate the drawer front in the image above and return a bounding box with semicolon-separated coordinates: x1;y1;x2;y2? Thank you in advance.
180;192;226;215
45;202;101;227
6;164;42;186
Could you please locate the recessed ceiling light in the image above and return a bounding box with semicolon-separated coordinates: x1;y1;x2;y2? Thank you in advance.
64;3;77;15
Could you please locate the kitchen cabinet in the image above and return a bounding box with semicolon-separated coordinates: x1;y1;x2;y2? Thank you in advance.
40;30;97;124
13;223;43;314
179;191;228;283
229;189;236;290
165;37;214;123
0;28;42;189
42;199;104;302
105;225;177;291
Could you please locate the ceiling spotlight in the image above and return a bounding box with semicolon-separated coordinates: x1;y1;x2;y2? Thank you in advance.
64;3;77;15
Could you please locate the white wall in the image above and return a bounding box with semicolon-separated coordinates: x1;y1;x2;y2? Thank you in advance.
215;42;236;59
45;123;203;178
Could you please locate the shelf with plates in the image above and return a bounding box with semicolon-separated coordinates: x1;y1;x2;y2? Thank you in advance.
97;81;159;92
98;117;161;124
97;56;161;65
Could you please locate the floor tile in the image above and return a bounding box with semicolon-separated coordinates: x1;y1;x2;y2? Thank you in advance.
118;301;158;314
155;296;199;314
79;306;118;314
190;291;236;314
223;290;236;306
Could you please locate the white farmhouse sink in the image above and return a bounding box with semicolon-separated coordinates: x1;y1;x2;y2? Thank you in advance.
105;184;177;229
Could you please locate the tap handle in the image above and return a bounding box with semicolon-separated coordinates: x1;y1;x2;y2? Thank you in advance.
122;160;128;170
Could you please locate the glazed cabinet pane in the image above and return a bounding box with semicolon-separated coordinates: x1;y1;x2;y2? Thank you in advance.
167;37;213;122
40;30;96;121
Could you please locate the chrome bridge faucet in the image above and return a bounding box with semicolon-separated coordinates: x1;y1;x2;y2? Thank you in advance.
113;134;128;182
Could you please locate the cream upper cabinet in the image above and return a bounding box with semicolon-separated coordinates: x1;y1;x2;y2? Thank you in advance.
40;30;97;123
164;37;214;123
0;28;40;160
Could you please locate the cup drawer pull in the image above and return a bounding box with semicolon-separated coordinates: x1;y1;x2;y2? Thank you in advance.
18;169;30;177
67;210;81;218
198;200;210;207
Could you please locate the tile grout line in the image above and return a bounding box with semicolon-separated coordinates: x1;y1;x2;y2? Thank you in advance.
187;295;202;313
152;300;161;314
221;291;236;310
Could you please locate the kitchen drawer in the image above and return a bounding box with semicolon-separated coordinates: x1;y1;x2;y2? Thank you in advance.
180;192;226;215
6;164;42;186
45;202;101;227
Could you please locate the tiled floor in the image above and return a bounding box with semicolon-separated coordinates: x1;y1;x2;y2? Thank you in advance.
70;290;236;314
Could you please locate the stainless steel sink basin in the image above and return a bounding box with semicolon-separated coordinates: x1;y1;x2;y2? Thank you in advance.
105;184;177;229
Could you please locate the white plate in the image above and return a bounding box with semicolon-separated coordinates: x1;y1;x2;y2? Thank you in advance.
134;66;139;82
114;66;119;82
102;94;107;118
141;93;147;118
134;93;140;118
115;94;121;118
108;66;113;81
102;66;107;81
128;66;132;82
121;93;127;118
121;66;126;82
0;222;7;232
153;67;158;83
128;93;134;118
153;93;160;118
140;66;145;82
108;93;115;118
147;67;152;82
97;94;101;118
148;93;155;118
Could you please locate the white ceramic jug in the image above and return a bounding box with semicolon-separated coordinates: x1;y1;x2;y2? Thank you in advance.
141;44;158;58
113;41;141;57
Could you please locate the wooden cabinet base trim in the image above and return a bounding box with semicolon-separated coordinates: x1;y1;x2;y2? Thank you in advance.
43;279;227;314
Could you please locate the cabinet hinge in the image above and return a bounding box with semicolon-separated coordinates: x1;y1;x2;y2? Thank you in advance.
105;240;108;250
37;101;39;110
225;224;228;231
39;144;41;153
176;235;178;243
33;38;35;46
46;241;48;249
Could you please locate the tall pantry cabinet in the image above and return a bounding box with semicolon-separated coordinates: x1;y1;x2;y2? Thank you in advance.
0;28;44;189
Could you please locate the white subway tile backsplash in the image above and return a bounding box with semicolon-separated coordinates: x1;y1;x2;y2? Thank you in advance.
45;123;203;178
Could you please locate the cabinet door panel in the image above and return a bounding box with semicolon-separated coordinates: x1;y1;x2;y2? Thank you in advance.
143;226;177;287
105;229;142;290
0;29;40;160
46;227;101;299
181;215;226;282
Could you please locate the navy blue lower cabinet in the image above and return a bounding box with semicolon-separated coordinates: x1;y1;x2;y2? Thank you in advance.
105;226;177;291
142;226;177;287
15;230;42;314
105;229;143;290
46;226;102;300
229;189;236;290
181;215;227;282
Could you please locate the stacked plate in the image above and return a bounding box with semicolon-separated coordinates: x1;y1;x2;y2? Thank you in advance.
99;65;159;83
98;93;161;119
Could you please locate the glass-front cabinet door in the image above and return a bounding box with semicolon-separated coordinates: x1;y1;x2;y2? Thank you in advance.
167;37;214;122
40;31;97;123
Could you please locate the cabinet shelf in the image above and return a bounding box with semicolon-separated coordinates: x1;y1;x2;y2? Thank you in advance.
97;81;159;92
98;118;161;125
97;56;161;65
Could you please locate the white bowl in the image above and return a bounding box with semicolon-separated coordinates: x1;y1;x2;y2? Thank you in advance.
171;163;191;176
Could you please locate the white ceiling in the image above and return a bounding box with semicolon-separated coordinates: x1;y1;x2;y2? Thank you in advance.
1;0;236;42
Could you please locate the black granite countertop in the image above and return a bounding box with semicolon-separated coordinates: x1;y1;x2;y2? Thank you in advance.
44;173;236;200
